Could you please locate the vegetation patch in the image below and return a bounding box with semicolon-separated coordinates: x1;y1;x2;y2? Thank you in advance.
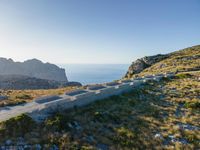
15;94;32;100
112;127;135;147
0;86;76;107
184;101;200;110
0;114;36;140
175;73;193;79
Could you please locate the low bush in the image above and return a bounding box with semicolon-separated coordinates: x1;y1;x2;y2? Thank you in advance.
44;113;70;131
184;101;200;110
16;94;32;100
0;114;36;137
112;127;135;147
175;73;193;79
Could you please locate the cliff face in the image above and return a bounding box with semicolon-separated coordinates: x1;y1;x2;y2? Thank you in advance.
125;54;169;77
0;58;68;82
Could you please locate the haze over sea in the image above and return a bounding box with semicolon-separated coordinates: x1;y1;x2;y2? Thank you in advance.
59;64;130;85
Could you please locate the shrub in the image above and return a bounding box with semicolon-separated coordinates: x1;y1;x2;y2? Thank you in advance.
184;101;200;110
161;77;171;82
0;114;36;137
45;113;70;131
6;100;26;106
175;73;192;79
16;94;32;100
128;98;136;106
112;127;135;147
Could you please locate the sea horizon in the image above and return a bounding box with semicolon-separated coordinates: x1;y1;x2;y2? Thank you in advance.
58;64;130;85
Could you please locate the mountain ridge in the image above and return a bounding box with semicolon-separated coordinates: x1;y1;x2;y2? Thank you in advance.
0;58;68;82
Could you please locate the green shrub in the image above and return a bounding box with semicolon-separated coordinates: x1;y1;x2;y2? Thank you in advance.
45;113;70;131
112;127;135;147
16;94;32;100
184;101;200;110
93;111;107;122
128;99;136;106
175;73;192;79
0;114;36;137
7;100;26;106
161;77;171;82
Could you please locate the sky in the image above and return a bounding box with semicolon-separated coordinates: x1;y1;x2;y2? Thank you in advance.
0;0;199;64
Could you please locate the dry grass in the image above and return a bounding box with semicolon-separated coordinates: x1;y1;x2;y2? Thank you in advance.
128;45;200;78
0;72;199;149
0;86;78;107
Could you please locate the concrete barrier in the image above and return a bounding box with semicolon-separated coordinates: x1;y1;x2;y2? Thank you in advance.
95;86;118;97
73;91;96;100
121;79;132;83
87;85;106;90
65;89;88;96
35;95;62;104
0;72;175;122
54;98;77;111
105;81;120;86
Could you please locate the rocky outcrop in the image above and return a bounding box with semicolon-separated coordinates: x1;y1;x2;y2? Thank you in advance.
125;54;169;77
0;58;67;82
126;45;200;78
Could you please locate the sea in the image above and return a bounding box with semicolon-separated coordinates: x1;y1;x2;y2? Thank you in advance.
59;64;130;85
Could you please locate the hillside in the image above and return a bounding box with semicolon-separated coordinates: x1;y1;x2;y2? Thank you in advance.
0;58;67;82
0;45;199;149
125;45;200;78
0;86;80;108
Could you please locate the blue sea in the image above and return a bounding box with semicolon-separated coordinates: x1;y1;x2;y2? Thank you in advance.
59;64;130;85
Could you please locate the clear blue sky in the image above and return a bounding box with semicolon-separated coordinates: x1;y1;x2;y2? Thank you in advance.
0;0;199;64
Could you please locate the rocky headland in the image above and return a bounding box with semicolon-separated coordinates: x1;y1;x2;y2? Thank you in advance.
0;58;81;89
0;58;67;82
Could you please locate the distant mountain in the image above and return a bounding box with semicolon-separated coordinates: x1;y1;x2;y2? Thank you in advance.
0;58;67;82
0;58;82;89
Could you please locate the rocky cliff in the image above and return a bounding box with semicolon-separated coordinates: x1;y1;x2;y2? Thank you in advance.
125;45;200;78
0;58;67;82
125;54;169;78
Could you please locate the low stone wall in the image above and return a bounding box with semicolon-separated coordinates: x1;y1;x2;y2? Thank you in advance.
0;73;174;122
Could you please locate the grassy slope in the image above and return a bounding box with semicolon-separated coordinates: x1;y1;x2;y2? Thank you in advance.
129;45;200;78
0;74;199;149
0;87;77;107
0;46;199;149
